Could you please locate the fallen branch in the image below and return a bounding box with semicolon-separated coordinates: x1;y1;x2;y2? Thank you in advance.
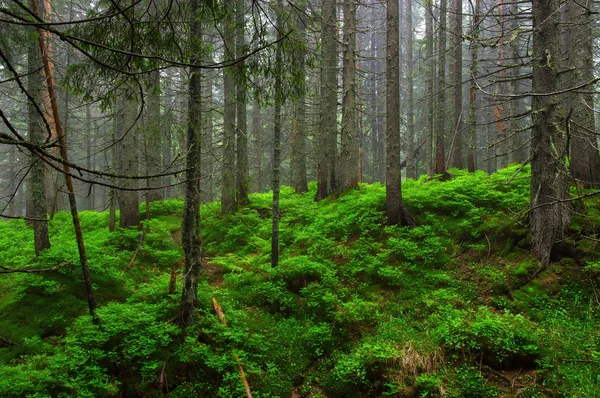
0;261;71;274
123;232;145;273
0;336;15;347
212;297;253;398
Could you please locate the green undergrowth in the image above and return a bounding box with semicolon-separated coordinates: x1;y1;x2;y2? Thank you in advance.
1;165;599;397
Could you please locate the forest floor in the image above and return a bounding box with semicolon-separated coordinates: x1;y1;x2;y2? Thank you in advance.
1;165;599;397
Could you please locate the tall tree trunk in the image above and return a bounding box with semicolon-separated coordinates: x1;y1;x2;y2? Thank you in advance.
316;0;338;200
565;0;600;187
435;0;447;174
272;1;284;267
236;0;250;206
467;0;480;172
495;0;509;169
530;0;570;266
27;0;50;256
405;0;416;179
145;70;163;203
340;0;358;191
451;0;463;168
253;94;263;192
507;0;525;164
386;0;410;226
179;0;203;327
115;90;140;229
292;8;309;194
425;0;435;176
34;0;97;318
222;15;237;213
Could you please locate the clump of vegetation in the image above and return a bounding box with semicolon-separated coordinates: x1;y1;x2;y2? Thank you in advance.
1;165;599;396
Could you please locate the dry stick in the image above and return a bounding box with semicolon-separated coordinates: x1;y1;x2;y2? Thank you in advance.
33;1;97;320
123;232;145;273
211;297;253;398
0;261;71;274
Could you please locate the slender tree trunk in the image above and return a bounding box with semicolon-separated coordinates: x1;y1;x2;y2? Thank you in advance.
316;0;338;199
272;1;284;267
236;0;250;206
467;0;480;172
340;0;358;191
451;0;463;168
253;94;263;192
425;0;435;176
292;9;309;194
507;0;525;164
222;15;237;213
179;0;203;327
435;0;447;174
405;0;416;179
145;70;163;203
530;0;570;266
34;0;96;318
386;0;410;226
27;0;50;256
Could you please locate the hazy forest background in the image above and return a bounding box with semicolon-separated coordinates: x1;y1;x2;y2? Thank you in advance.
1;0;600;396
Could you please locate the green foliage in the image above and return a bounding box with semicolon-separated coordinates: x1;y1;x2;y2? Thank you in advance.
2;166;599;396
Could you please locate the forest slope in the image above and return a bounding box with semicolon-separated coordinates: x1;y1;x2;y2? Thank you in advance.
1;165;599;397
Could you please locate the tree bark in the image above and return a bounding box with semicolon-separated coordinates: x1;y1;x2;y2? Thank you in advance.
467;0;480;172
530;0;571;266
425;0;435;176
236;0;250;206
27;0;50;256
316;0;338;200
451;0;463;169
272;1;284;267
435;0;447;175
340;0;358;191
565;0;600;187
179;0;203;327
405;0;416;179
222;15;237;213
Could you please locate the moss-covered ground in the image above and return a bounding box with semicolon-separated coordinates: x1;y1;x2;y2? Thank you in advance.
1;165;599;397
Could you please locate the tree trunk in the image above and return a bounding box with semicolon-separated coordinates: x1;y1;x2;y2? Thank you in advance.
425;0;435;176
272;1;284;267
115;90;140;229
316;0;338;200
145;70;163;203
386;0;410;226
530;0;571;266
451;0;463;169
565;0;600;187
340;0;358;191
435;0;447;175
236;0;250;206
405;0;416;179
27;0;50;256
292;9;309;194
179;0;203;327
222;15;237;213
467;0;480;172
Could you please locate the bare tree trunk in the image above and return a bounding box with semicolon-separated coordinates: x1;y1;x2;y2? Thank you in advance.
340;0;358;191
467;0;480;172
507;0;525;164
530;0;571;266
34;0;97;318
27;0;50;256
272;1;284;267
436;0;448;175
316;0;338;200
451;0;463;169
179;0;203;327
145;70;163;203
236;0;250;206
222;15;237;213
115;90;140;229
565;0;600;187
292;8;308;194
386;0;411;226
405;0;416;179
253;94;263;192
425;0;435;176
